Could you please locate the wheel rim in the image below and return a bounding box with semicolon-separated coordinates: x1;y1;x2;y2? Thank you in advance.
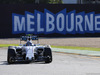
9;57;14;63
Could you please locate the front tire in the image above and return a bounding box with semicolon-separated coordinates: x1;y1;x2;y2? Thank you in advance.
7;49;16;64
44;48;52;63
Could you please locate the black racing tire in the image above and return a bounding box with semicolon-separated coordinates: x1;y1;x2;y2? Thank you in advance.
44;48;52;63
7;49;16;64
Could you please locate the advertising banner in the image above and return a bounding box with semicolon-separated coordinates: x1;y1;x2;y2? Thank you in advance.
0;4;100;37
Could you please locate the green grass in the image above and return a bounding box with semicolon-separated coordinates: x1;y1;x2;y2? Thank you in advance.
51;45;100;51
0;44;100;51
0;44;18;47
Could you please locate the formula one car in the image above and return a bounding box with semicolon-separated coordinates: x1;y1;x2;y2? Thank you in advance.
7;36;52;64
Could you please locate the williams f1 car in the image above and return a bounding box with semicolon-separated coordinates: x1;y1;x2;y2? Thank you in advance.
7;36;52;64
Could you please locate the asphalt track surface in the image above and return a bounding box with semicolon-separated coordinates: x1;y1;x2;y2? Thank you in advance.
0;48;100;75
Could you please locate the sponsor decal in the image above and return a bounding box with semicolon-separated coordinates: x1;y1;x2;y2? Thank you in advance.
12;9;100;34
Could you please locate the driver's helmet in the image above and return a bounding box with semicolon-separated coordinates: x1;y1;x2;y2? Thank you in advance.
27;36;31;41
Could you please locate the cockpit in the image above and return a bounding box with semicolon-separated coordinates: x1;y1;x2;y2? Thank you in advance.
25;36;33;46
26;41;33;46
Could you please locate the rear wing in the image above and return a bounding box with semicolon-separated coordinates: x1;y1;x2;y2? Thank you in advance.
21;36;27;41
20;35;39;44
31;36;38;40
21;36;38;41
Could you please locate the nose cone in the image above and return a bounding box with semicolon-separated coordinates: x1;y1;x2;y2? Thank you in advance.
25;46;34;60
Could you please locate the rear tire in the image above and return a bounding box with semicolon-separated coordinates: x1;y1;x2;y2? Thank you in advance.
44;48;52;63
7;49;16;64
